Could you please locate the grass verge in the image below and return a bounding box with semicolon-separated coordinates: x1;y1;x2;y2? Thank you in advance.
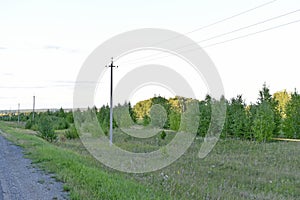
1;121;299;199
0;122;168;200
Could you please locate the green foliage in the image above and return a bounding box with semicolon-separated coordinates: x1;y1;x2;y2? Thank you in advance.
65;124;79;139
142;114;150;126
257;83;281;136
179;100;200;133
65;111;74;124
56;107;66;118
96;105;117;135
258;82;272;104
252;102;275;142
0;112;29;122
114;103;134;128
134;96;171;128
3;83;300;143
208;98;227;138
244;104;256;140
51;116;69;130
149;104;168;128
283;90;300;138
223;95;249;139
169;110;181;131
168;96;183;113
128;102;137;123
37;115;57;142
197;98;211;137
25;119;34;129
97;105;110;135
160;130;166;140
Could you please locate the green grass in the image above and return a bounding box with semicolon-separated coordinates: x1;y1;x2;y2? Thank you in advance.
0;122;168;200
1;121;300;199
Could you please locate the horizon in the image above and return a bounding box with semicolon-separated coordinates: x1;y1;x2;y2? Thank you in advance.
0;87;295;112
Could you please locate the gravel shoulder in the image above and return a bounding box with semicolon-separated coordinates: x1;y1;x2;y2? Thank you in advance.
0;132;69;200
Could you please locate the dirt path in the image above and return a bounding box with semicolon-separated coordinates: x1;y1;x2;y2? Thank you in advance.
0;133;69;200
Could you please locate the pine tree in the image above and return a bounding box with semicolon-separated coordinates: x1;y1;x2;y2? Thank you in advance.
283;90;300;138
257;83;281;136
225;95;248;139
252;102;275;142
197;98;211;137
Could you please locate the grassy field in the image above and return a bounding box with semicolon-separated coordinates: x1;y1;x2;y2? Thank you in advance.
0;121;299;199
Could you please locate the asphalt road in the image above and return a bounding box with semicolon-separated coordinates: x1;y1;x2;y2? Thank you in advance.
0;180;3;200
0;132;68;200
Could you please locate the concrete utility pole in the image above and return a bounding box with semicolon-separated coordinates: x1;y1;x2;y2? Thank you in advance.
107;58;118;146
32;96;35;121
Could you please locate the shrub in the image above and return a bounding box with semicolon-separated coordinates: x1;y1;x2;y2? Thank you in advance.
25;119;34;129
143;115;150;126
65;125;79;139
37;115;57;142
160;130;166;140
51;116;69;130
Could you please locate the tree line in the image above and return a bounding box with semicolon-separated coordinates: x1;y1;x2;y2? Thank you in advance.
1;83;299;142
132;83;300;142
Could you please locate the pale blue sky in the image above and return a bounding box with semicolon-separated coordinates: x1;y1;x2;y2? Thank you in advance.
0;0;300;109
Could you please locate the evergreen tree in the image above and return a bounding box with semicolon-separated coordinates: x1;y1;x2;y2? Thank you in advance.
128;102;137;123
169;110;181;131
197;97;211;137
283;90;300;138
37;115;57;142
225;95;248;139
257;83;281;136
252;101;275;142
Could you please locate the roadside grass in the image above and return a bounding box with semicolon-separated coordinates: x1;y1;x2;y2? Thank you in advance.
1;121;300;199
0;122;168;200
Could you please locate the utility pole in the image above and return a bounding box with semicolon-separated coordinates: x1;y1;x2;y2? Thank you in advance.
106;58;118;146
17;103;20;124
32;96;35;121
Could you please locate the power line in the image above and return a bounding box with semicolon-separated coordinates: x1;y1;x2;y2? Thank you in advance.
123;11;300;65
125;18;300;64
179;9;300;51
121;0;278;64
202;18;300;49
185;0;278;35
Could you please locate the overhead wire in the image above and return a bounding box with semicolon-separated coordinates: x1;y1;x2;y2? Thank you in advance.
120;0;278;64
122;10;300;65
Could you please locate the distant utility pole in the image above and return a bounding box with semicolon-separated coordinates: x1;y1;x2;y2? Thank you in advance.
17;103;20;124
32;96;35;121
106;58;118;146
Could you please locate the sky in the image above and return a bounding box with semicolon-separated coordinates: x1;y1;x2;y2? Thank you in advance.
0;0;300;110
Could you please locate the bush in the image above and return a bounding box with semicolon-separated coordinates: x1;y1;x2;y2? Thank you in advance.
25;119;34;129
38;116;57;142
252;102;275;142
160;130;166;140
65;125;79;139
169;111;181;131
143;115;150;126
25;119;39;130
51;116;69;130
